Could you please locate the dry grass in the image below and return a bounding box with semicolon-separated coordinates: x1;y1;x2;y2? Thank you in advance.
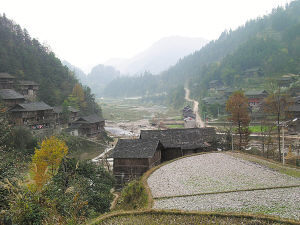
89;209;300;225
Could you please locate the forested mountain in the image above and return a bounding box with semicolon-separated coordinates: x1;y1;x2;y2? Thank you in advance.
103;0;300;107
0;14;100;115
62;60;88;85
105;36;208;75
87;64;120;96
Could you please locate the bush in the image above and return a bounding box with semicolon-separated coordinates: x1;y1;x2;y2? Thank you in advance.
116;179;148;210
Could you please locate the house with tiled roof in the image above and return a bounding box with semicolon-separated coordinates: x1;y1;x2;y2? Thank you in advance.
9;101;54;128
15;80;39;101
0;89;25;107
68;114;105;137
0;72;15;89
111;139;163;186
110;127;218;186
245;90;268;108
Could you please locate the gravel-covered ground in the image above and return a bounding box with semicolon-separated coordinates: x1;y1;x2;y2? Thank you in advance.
148;153;300;198
153;187;300;220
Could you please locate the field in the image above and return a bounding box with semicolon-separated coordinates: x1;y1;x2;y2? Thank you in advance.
98;98;180;122
147;153;300;220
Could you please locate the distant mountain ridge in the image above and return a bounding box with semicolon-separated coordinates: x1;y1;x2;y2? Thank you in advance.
105;36;209;75
64;61;120;97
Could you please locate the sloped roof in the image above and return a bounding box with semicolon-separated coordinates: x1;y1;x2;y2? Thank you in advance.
74;114;104;124
140;127;216;149
245;90;268;96
16;80;39;86
111;139;161;158
0;89;25;100
0;72;15;79
9;101;53;112
53;106;79;114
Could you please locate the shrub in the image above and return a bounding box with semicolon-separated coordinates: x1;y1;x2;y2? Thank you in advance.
116;179;148;210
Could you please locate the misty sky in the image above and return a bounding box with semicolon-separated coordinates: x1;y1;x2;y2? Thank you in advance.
0;0;292;72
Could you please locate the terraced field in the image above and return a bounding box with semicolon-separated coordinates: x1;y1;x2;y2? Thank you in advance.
147;153;300;220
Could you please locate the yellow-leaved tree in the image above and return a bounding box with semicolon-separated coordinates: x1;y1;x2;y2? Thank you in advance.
32;136;68;190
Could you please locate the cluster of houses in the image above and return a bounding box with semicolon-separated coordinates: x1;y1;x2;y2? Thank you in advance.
0;72;104;137
110;127;218;187
206;73;300;116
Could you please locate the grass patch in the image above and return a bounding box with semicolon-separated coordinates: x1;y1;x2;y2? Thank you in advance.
249;125;268;133
114;179;148;211
90;209;300;225
227;151;300;178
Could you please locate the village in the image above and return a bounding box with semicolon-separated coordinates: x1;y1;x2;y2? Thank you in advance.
0;72;105;138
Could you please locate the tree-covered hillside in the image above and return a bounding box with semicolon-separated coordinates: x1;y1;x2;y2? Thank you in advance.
0;14;101;115
103;0;300;106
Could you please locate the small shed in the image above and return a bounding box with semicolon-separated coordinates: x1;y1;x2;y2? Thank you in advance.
0;89;25;107
111;139;163;186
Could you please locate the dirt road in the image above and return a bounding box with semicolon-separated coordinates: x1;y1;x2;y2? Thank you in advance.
184;87;204;127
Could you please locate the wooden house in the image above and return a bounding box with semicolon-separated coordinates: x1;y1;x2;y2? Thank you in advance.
9;101;54;128
0;89;25;107
0;73;15;89
245;90;268;108
140;127;217;162
53;106;79;125
111;139;163;186
15;80;39;101
70;114;105;137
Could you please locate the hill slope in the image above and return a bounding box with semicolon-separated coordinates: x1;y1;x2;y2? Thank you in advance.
103;1;300;105
0;14;101;115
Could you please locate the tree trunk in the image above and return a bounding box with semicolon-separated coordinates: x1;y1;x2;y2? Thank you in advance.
277;113;281;162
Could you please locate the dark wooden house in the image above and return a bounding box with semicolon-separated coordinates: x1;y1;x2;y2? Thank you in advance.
53;106;79;125
9;101;54;128
70;114;104;137
0;73;15;89
245;90;268;108
0;89;25;107
111;139;163;186
140;127;217;162
15;80;39;101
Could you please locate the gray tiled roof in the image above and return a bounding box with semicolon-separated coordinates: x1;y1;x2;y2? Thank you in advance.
9;101;53;112
0;89;25;100
0;72;15;79
140;127;216;149
111;139;160;158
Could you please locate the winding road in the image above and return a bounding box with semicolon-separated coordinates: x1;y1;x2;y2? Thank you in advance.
184;87;204;128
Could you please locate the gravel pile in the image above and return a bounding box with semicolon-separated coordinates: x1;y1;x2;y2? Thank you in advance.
154;187;300;220
148;153;300;198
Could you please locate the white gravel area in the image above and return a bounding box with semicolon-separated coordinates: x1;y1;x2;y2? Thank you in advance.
148;153;300;198
154;187;300;220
